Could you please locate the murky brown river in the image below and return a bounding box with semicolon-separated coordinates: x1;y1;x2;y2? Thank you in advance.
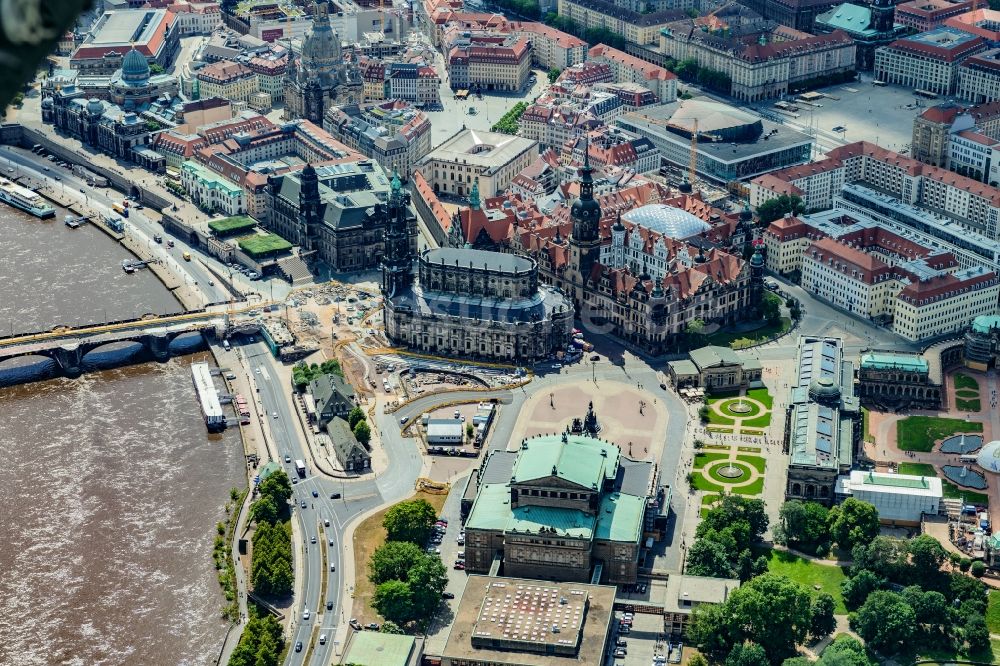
0;206;245;665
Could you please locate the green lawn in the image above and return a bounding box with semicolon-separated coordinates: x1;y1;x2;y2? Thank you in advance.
706;317;792;350
707;461;752;484
736;454;766;473
732;477;764;495
718;399;764;418
896;416;982;452
956;398;982;412
759;549;849;613
897;462;937;477
701;494;722;509
747;388;773;409
704;410;736;426
954;372;980;392
862;407;874;443
693;452;730;469
737;446;761;452
742;413;772;428
237;233;293;257
942;479;990;505
208;215;257;235
987;590;1000;634
690;473;724;493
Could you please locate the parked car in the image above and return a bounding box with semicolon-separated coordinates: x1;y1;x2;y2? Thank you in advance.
442;591;455;599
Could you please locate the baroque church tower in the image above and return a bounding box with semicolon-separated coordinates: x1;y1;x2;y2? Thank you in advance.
381;171;414;298
565;143;602;308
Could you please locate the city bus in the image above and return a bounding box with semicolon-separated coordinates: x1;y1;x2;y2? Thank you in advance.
112;203;129;217
914;89;938;99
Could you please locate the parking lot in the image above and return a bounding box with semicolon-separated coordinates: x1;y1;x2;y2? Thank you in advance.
609;609;677;666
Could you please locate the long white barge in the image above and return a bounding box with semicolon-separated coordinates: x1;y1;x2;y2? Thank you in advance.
191;362;226;431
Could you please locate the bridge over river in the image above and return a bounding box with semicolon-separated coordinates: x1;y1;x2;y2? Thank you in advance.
0;306;266;383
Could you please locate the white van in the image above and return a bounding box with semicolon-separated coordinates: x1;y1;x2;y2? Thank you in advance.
222;339;231;351
319;634;327;645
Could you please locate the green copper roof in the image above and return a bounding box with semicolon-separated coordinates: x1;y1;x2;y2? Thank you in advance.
595;493;645;542
344;632;416;666
465;483;645;543
861;472;929;489
816;3;877;36
511;434;620;490
973;315;1000;334
859;352;927;373
509;504;596;540
465;483;516;532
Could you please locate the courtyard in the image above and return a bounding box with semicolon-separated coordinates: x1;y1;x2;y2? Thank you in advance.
701;387;774;436
865;368;999;519
692;447;768;511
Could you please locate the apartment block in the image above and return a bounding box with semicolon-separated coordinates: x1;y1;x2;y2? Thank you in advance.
874;27;988;95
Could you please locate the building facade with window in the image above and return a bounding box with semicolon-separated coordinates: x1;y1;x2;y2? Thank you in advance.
418;129;538;198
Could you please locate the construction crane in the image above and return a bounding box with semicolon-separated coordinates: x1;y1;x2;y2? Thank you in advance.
688;118;698;188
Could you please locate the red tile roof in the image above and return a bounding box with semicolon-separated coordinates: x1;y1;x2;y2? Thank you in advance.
588;44;677;81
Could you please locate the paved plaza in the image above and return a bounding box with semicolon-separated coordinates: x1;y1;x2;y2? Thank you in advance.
506;379;669;463
747;74;932;156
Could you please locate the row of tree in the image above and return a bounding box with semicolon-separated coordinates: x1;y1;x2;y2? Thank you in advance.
672;57;731;94
775;497;880;556
227;613;284;666
249;472;294;598
348;405;371;447
491;0;541;18
491;101;529;135
292;359;343;391
368;499;448;628
541;14;628;50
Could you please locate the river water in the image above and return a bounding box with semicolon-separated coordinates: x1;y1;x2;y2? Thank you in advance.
0;205;246;665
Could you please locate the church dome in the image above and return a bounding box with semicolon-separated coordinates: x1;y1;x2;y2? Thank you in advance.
808;376;841;402
622;204;711;240
86;98;104;116
750;248;764;267
300;7;340;72
978;440;1000;473
121;47;150;83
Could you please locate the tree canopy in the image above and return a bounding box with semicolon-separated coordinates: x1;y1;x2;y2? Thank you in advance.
687;496;768;579
292;359;343;390
348;406;366;428
756;195;804;224
827;498;879;551
353;419;372;447
775;500;830;553
369;541;426;585
382;499;437;544
227;614;283;666
851;590;916;654
689;573;812;663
